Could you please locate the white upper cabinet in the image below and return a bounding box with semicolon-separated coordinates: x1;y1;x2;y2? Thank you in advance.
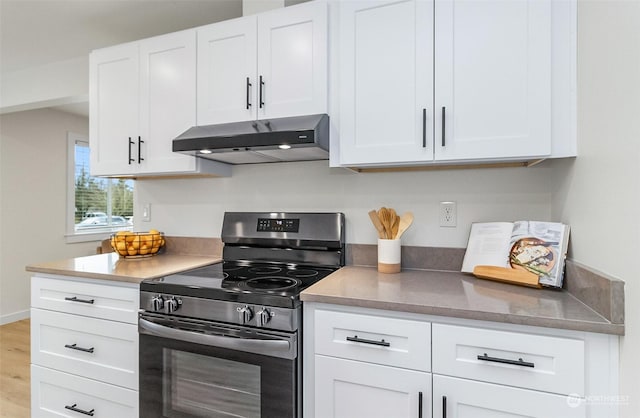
197;17;258;124
335;0;574;167
197;0;328;125
90;43;140;176
90;31;231;177
435;0;551;161
338;0;433;165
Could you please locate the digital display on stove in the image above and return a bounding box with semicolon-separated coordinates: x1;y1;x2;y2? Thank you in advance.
257;218;300;232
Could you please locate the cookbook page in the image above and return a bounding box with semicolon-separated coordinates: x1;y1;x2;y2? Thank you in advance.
509;221;570;287
461;222;514;272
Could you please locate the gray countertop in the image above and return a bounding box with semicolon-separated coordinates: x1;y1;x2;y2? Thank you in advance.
301;266;624;335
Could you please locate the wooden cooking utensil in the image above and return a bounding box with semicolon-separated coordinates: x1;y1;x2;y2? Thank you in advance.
395;212;414;239
368;210;386;239
389;208;399;239
378;207;391;239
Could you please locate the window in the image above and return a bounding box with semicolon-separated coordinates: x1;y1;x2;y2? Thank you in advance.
67;133;134;242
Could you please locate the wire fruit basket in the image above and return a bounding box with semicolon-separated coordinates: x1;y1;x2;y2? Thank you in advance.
110;230;165;258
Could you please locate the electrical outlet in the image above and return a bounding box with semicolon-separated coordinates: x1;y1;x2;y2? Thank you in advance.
439;201;456;227
142;203;151;222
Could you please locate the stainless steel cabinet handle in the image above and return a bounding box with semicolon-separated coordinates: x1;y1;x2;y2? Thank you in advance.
137;136;144;164
442;396;447;418
477;353;535;368
64;343;95;353
246;77;252;109
346;335;390;347
65;404;95;416
259;75;265;108
418;391;423;418
441;106;446;147
422;108;427;148
139;317;291;357
64;296;95;304
128;137;134;164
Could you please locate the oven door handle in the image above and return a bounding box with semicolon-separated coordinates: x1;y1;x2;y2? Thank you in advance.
139;318;294;359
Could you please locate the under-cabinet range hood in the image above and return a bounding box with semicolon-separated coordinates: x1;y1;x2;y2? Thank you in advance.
172;114;329;164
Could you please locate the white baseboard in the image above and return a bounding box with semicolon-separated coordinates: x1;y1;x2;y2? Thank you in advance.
0;309;30;325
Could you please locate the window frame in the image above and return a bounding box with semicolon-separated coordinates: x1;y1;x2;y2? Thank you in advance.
65;132;133;243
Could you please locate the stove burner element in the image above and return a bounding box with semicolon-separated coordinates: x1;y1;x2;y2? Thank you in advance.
245;277;300;291
286;269;319;278
222;263;243;272
249;266;283;275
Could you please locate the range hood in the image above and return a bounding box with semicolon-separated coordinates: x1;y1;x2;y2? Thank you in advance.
173;114;329;165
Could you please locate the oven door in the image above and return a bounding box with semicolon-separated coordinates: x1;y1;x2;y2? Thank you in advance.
139;313;299;418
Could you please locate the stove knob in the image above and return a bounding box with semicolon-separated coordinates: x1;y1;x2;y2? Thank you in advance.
151;296;164;312
237;305;253;324
256;308;271;327
164;297;182;314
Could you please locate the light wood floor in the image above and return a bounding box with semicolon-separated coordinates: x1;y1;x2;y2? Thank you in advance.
0;319;30;418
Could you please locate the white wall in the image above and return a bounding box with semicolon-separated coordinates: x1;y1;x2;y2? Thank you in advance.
0;56;88;114
135;161;557;247
0;109;99;323
551;1;640;416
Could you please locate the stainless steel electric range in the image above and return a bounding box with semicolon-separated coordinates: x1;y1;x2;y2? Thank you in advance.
138;212;345;418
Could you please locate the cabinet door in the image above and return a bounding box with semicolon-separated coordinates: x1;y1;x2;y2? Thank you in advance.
197;17;258;125
338;0;433;165
315;355;431;418
435;0;551;161
139;30;197;174
89;43;140;176
433;375;585;418
257;1;328;120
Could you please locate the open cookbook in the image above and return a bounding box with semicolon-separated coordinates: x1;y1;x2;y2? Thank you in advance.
461;221;570;288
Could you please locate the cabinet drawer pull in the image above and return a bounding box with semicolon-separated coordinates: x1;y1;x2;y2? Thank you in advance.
441;106;446;147
64;403;95;416
259;75;265;108
418;391;423;418
128;137;135;164
422;108;427;148
246;77;252;109
64;343;95;354
477;353;535;368
138;136;144;163
346;335;390;347
64;296;95;304
442;395;447;418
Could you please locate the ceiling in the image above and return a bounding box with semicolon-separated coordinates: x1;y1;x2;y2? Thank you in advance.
0;0;244;116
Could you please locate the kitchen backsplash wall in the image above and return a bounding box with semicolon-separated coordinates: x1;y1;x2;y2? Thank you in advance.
134;159;561;248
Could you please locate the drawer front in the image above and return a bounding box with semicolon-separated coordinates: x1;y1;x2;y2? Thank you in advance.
31;275;138;323
432;323;584;395
31;309;138;390
314;309;431;371
31;365;138;418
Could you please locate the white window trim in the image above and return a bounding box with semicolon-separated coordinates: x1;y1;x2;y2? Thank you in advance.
65;132;129;244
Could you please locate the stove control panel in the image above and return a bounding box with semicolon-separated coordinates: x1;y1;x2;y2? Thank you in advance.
257;218;299;233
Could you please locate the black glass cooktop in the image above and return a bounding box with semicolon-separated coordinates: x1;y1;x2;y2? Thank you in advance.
140;261;337;308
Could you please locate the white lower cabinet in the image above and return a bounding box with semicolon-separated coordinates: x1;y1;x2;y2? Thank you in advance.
304;303;617;418
315;355;431;418
433;375;584;418
31;365;138;418
31;274;139;417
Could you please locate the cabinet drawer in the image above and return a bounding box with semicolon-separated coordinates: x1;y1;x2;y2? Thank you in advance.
31;309;138;390
31;365;138;418
314;309;431;371
31;276;138;323
432;323;584;395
